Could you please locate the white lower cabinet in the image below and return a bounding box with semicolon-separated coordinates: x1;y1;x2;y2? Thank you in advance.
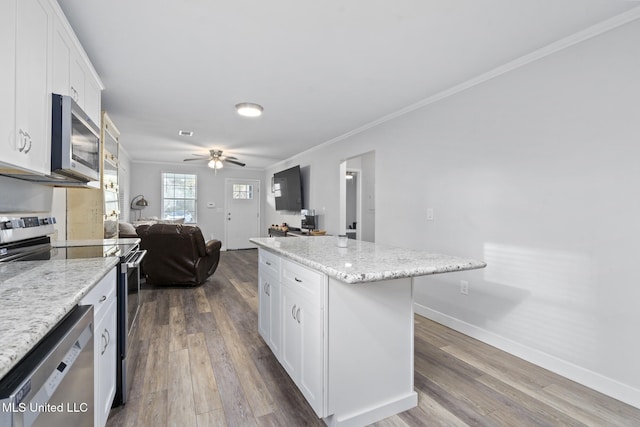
256;247;418;426
281;283;324;416
258;249;326;418
258;268;281;356
80;268;117;427
95;296;117;426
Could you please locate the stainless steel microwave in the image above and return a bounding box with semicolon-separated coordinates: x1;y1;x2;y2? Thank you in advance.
51;93;101;182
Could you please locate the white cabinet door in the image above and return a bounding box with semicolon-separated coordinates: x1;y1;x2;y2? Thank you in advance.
13;0;52;175
69;55;85;108
83;70;102;125
51;20;71;97
281;285;302;381
280;283;324;417
298;295;323;416
0;1;17;166
50;7;102;126
258;270;272;343
80;268;117;427
268;276;281;356
95;297;117;427
258;268;281;356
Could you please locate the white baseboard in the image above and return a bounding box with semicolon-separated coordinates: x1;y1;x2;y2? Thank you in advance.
414;303;640;410
324;392;417;427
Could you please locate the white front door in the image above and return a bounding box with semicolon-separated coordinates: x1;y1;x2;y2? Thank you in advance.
225;178;260;250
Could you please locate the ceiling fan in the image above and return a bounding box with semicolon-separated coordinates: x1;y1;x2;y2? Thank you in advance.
183;149;246;173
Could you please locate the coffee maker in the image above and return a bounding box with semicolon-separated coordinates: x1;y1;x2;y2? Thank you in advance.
301;209;316;231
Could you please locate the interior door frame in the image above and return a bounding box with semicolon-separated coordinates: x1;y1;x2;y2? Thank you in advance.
224;178;261;250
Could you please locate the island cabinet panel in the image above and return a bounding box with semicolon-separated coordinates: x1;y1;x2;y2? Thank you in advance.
326;277;416;426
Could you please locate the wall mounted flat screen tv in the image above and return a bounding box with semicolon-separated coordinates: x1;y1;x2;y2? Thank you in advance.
274;165;303;211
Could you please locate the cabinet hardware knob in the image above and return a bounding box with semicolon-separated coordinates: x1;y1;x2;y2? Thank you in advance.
17;129;24;151
296;308;301;323
294;277;302;283
99;295;107;302
266;261;271;266
24;133;32;153
101;332;108;355
292;304;297;319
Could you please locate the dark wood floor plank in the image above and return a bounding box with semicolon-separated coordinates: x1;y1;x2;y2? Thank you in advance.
107;249;640;427
197;310;258;427
187;332;224;415
167;348;197;426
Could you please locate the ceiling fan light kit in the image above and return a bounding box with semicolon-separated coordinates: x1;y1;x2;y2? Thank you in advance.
183;149;246;174
208;159;224;169
235;102;263;117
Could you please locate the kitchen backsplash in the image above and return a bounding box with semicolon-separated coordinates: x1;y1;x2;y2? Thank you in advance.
0;175;53;213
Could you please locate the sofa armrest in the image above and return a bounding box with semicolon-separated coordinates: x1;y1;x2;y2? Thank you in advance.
206;239;222;254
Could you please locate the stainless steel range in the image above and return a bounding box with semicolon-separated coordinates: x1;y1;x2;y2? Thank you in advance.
0;216;145;407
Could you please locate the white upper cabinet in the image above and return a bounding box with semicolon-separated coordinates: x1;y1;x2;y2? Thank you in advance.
51;19;71;98
0;1;17;170
0;0;53;176
0;0;102;176
50;1;102;125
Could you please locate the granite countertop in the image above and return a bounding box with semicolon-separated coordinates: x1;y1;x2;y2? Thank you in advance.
52;237;140;247
0;257;119;380
249;236;486;284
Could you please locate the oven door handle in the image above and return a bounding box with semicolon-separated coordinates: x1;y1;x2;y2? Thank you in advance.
124;249;147;269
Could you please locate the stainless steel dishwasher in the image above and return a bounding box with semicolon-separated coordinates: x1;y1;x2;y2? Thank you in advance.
0;305;94;427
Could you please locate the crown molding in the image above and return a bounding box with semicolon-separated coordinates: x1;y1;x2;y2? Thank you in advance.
268;6;640;171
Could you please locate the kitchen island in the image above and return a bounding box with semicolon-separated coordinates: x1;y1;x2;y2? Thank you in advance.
250;236;486;426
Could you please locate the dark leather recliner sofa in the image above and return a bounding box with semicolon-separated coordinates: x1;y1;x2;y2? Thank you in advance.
136;223;222;286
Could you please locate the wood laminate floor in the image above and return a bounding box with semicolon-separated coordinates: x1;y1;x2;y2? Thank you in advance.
106;249;640;427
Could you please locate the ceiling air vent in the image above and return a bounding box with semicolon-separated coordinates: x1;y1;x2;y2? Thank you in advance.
178;130;193;136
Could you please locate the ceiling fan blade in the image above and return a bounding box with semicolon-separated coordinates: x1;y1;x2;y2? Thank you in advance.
224;155;238;160
183;158;207;162
225;159;246;167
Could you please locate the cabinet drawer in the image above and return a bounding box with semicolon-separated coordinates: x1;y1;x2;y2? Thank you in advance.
282;259;325;306
259;249;280;277
81;268;116;320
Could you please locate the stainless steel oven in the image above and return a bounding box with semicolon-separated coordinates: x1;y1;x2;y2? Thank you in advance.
115;247;146;405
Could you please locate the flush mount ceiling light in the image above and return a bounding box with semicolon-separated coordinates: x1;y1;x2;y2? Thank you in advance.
235;102;263;117
178;130;194;136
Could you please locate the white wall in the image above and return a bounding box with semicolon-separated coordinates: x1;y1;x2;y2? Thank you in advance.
262;19;640;407
129;161;264;244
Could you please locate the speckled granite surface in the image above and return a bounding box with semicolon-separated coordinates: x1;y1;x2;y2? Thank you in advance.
249;236;486;284
52;238;140;247
0;258;119;379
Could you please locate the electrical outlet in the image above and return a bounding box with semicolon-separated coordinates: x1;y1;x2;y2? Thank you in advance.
460;280;469;295
427;208;434;221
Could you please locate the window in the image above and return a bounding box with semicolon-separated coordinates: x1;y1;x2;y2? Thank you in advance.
232;183;254;200
162;172;197;223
